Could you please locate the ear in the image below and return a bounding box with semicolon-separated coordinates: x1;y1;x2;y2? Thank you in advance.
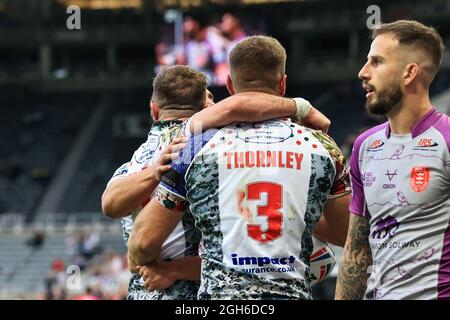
403;63;419;87
279;74;287;96
226;75;236;95
150;101;159;121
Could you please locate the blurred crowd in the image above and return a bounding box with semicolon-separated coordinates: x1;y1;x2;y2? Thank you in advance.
38;230;129;300
156;11;254;86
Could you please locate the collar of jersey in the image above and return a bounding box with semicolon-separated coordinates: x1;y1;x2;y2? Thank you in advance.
385;107;438;139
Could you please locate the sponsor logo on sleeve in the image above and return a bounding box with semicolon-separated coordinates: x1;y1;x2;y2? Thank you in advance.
367;139;385;151
413;138;439;151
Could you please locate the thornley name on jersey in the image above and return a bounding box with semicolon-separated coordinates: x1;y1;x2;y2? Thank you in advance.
224;151;304;170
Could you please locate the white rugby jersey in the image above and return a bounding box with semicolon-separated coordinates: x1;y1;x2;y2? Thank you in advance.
107;120;200;300
349;108;450;300
156;118;350;299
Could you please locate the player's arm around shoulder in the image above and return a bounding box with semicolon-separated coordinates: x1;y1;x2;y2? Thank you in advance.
335;214;372;300
188;92;330;132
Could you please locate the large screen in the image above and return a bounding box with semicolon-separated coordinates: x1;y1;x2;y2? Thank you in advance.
155;11;265;87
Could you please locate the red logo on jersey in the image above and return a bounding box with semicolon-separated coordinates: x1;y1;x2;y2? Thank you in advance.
419;139;432;147
368;139;384;149
410;166;430;192
416;138;438;148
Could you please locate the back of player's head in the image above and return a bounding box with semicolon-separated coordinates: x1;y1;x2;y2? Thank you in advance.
152;65;208;112
372;20;445;84
229;35;286;93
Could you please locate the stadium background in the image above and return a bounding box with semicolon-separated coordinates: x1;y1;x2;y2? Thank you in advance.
0;0;449;300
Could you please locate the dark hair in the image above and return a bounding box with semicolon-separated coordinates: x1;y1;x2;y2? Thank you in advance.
372;20;445;77
152;65;207;112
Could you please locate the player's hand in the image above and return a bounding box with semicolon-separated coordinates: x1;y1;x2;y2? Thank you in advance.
138;260;177;291
153;136;187;181
297;107;331;133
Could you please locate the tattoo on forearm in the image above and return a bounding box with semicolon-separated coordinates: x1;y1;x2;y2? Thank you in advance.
336;215;372;300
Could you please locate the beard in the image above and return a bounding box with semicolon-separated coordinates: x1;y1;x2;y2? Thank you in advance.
365;82;403;116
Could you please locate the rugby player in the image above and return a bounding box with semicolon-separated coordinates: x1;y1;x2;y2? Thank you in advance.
336;20;450;300
129;36;351;299
103;64;331;299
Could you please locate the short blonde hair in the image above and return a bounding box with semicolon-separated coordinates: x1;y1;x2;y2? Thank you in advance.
229;35;287;91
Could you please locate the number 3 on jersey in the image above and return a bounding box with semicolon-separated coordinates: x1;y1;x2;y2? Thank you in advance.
246;182;283;244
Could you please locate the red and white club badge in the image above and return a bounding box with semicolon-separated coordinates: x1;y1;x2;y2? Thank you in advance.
410;166;430;192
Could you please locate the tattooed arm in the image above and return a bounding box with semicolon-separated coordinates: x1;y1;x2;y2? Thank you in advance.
335;214;372;300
